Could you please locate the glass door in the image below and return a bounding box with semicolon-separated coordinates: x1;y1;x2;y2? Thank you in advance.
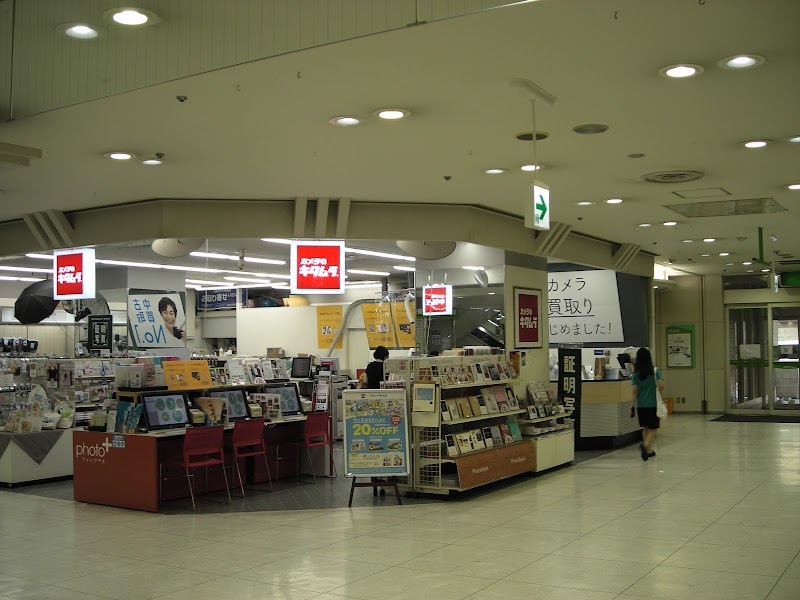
772;307;800;411
728;307;770;411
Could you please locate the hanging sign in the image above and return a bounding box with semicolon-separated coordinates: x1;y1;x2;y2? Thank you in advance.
558;347;582;444
196;289;237;311
422;284;452;316
290;240;345;294
316;305;344;349
525;180;550;231
53;248;96;300
87;315;113;350
547;270;624;343
342;388;409;477
514;287;543;348
127;289;187;348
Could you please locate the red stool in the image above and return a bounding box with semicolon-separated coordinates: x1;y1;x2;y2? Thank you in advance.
232;419;273;494
181;425;231;509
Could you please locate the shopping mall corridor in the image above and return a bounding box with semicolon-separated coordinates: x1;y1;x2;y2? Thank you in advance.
0;415;798;600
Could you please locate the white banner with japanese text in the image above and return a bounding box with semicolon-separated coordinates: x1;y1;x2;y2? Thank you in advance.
547;270;623;343
127;289;187;348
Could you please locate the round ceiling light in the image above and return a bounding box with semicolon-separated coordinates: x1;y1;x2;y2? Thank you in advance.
787;184;800;190
658;64;704;79
142;158;164;165
682;239;693;243
515;131;550;141
374;109;410;120
638;223;652;228
743;261;752;265
112;9;148;25
663;221;678;226
329;116;362;126
701;254;711;257
573;124;609;135
719;252;730;257
742;140;769;148
606;198;623;204
485;168;507;175
789;136;800;143
576;201;594;206
520;164;544;171
703;237;716;242
104;152;136;160
64;24;99;38
718;54;765;70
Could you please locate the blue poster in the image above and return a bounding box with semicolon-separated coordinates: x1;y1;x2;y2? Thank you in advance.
342;389;409;477
196;289;238;311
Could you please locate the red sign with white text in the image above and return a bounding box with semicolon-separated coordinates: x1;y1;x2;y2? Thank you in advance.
291;241;345;294
53;248;96;300
422;285;452;316
517;291;540;344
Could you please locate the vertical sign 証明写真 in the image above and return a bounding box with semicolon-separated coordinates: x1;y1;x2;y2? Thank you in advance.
514;287;543;348
290;241;345;294
87;315;113;350
422;284;452;316
53;248;96;300
558;347;581;446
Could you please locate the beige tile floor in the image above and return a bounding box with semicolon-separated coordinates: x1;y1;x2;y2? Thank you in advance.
0;415;798;599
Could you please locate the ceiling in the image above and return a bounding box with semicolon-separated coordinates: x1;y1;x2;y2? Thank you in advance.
0;0;798;278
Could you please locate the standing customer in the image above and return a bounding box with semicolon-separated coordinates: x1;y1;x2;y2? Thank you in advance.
358;346;389;389
630;347;664;461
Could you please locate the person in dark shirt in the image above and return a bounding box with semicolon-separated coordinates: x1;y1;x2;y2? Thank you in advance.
362;346;389;389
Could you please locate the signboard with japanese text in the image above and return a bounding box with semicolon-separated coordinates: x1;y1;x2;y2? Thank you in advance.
666;324;695;368
525;180;550;231
196;289;237;311
422;284;452;316
127;289;187;348
316;305;344;349
360;302;417;349
342;388;409;477
162;360;213;390
53;248;96;300
290;240;345;294
557;348;581;446
514;287;543;348
392;300;416;347
87;315;113;350
547;270;624;343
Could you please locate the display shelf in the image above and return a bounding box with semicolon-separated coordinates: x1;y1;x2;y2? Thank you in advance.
518;411;573;424
524;427;574;439
75;375;114;380
439;379;519;390
444;409;526;425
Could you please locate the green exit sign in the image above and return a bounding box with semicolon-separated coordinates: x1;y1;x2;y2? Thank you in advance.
778;271;800;288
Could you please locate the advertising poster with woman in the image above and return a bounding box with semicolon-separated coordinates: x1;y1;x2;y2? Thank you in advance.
127;289;187;348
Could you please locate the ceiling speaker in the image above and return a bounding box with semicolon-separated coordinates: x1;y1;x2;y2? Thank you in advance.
396;240;457;260
151;238;205;257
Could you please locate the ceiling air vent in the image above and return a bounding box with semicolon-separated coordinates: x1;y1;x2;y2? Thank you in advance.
642;170;705;184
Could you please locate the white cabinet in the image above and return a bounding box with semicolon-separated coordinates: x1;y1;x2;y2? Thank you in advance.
532;430;574;472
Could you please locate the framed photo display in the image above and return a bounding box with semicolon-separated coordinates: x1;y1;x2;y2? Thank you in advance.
514;287;543;348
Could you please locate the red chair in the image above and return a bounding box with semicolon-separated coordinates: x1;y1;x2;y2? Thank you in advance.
182;425;231;509
301;411;337;481
232;419;273;495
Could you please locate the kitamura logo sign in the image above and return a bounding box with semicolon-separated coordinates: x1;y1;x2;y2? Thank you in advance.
291;241;345;294
53;248;96;300
422;284;453;316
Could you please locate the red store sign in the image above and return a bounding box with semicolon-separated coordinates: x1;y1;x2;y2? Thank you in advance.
422;284;452;316
290;241;345;294
53;248;96;300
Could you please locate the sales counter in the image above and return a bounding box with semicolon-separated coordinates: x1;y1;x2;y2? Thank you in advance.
1;429;74;486
73;417;325;512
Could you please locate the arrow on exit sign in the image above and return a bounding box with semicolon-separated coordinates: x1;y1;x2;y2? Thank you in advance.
525;182;550;231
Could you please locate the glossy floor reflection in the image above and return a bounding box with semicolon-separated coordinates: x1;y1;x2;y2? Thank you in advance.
0;416;798;599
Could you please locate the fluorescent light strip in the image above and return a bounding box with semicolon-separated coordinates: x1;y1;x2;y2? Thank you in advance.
261;238;293;244
244;256;285;265
462;266;485;271
26;253;54;260
185;278;227;286
0;265;53;274
345;247;415;262
0;275;44;282
190;251;285;266
224;276;272;284
345;283;383;289
393;265;416;272
347;269;390;276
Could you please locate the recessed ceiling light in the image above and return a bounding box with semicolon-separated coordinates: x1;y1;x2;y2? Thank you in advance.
746;269;754;273
485;168;507;174
719;252;730;256
488;292;496;295
742;140;769;148
141;158;163;165
462;266;485;271
788;184;800;190
346;247;415;262
742;261;752;265
653;285;659;289
726;263;734;266
63;24;100;39
347;269;390;276
104;152;136;160
606;198;623;204
520;164;544;171
261;238;293;244
393;266;415;272
658;64;704;79
329;116;362;126
112;9;149;25
573;124;609;134
374;109;410;120
717;54;765;70
638;223;652;228
663;221;678;226
700;254;711;257
682;239;693;243
576;201;594;206
789;136;800;143
703;238;716;242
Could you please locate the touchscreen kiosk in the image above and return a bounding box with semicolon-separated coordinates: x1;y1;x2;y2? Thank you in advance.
209;390;248;421
264;382;303;416
142;393;190;431
290;356;312;379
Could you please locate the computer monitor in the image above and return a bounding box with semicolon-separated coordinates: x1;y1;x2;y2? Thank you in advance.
264;382;303;416
142;393;189;431
290;356;312;379
209;390;248;421
617;353;632;370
